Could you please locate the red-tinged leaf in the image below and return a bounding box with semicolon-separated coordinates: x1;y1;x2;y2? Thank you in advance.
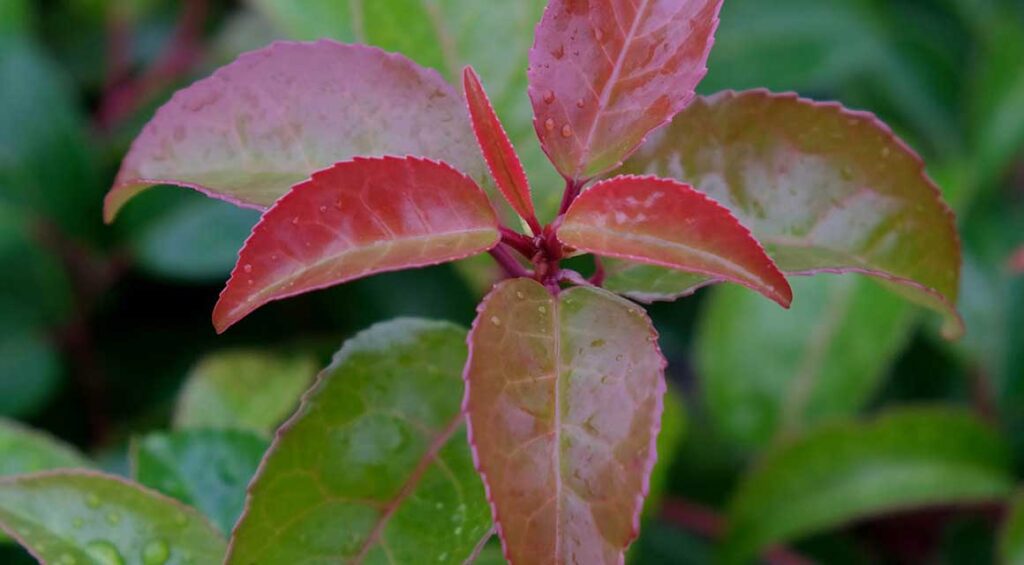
619;90;963;337
1010;246;1024;274
528;0;722;180
464;66;541;234
464;278;666;564
558;176;793;308
212;157;500;332
104;40;484;222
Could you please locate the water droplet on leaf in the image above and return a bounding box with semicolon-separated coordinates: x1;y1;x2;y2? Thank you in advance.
543;90;555;104
490;316;501;326
86;494;100;508
561;124;572;138
85;541;125;565
106;511;121;525
142;539;171;565
243;263;253;273
544;118;555;132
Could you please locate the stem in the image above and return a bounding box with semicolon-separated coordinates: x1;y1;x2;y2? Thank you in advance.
499;226;537;259
590;256;606;286
489;245;532;279
558;177;586;216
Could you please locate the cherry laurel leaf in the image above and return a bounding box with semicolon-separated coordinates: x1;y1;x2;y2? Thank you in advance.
104;40;485;222
212;157;500;333
464;66;540;233
616;90;964;337
528;0;722;180
464;278;666;564
558;175;793;308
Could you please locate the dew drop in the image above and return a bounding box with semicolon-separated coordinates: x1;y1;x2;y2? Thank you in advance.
615;354;624;362
318;205;327;213
561;124;573;138
106;511;121;525
85;541;125;565
243;263;253;273
59;554;77;565
86;494;100;509
291;216;299;225
544;118;556;132
576;98;585;108
142;539;170;565
538;305;548;314
490;316;501;326
552;44;565;59
594;28;605;42
174;512;188;527
543;90;555;104
881;147;891;158
454;526;463;535
516;291;525;299
438;553;449;562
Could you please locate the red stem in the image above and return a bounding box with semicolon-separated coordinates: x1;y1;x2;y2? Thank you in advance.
590;256;606;286
499;226;537;259
489;244;532;279
558;177;587;216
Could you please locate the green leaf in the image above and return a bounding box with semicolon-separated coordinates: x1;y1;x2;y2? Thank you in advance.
723;407;1014;563
619;90;962;338
227;319;492;564
0;332;63;419
132;430;269;535
174;349;317;436
0;419;91;476
1000;490;1024;565
0;202;73;332
645;388;687;517
0;471;226;564
970;13;1024;190
697;276;915;447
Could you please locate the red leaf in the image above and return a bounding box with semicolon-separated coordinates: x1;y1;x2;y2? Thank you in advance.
464;279;665;564
528;0;722;180
213;157;500;332
464;66;541;234
558;175;793;308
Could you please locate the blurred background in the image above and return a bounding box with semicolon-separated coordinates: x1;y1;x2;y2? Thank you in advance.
1;0;1022;562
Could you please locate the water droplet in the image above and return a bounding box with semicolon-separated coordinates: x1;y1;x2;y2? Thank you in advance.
881;147;891;158
435;502;444;510
59;554;77;565
454;526;463;535
544;118;555;132
490;316;501;326
318;205;327;213
576;98;585;108
561;124;573;138
594;28;605;42
86;494;101;508
291;216;299;225
142;539;170;565
174;512;188;527
86;541;125;565
543;90;555;104
242;263;253;273
552;44;565;59
538;305;548;314
615;354;624;362
515;291;525;299
438;552;449;561
106;511;121;525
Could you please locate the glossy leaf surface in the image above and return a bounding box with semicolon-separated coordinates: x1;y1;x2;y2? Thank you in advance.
105;40;485;222
620;90;963;336
1000;490;1024;565
212;157;500;332
559;175;792;307
698;277;914;447
464;66;539;232
173;349;317;436
0;471;226;564
723;408;1013;563
0;419;91;476
464;279;665;564
133;430;268;535
228;319;492;564
528;0;722;179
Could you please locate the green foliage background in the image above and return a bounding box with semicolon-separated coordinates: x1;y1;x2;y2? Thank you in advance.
0;0;1022;562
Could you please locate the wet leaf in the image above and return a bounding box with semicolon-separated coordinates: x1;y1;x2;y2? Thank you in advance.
227;319;492;564
0;419;91;477
528;0;722;179
212;156;500;332
464;279;665;563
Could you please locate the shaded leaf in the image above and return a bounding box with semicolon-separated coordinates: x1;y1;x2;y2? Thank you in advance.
227;319;492;564
0;333;62;419
697;276;915;447
0;471;226;564
464;279;665;563
132;430;268;535
212;156;500;332
528;0;722;179
559;175;792;307
723;407;1014;563
0;419;91;477
464;66;539;232
105;40;485;222
1000;490;1024;565
621;90;963;337
174;349;317;436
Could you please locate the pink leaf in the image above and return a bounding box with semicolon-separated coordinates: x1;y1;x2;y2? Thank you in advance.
528;0;722;180
464;66;541;234
105;40;484;223
212;157;500;333
464;278;666;564
558;175;793;308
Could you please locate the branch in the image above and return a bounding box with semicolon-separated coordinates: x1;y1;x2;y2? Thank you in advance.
489;244;532;279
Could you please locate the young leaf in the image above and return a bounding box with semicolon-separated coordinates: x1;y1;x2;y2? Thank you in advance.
104;40;485;222
723;407;1014;564
132;430;269;535
1000;490;1024;565
0;418;92;476
212;157;500;332
227;319;492;564
0;471;226;564
464;66;540;233
464;279;666;564
173;350;317;436
528;0;722;179
558;175;792;308
619;90;963;337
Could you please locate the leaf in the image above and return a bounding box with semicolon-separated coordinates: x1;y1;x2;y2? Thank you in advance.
0;332;62;419
723;407;1014;564
212;156;500;332
227;319;492;564
174;349;316;436
697;276;915;447
527;0;722;179
620;90;963;337
132;430;269;535
0;471;226;564
0;419;91;476
558;175;792;307
464;279;666;564
643;387;686;517
1000;490;1024;565
105;40;486;223
464;66;540;232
